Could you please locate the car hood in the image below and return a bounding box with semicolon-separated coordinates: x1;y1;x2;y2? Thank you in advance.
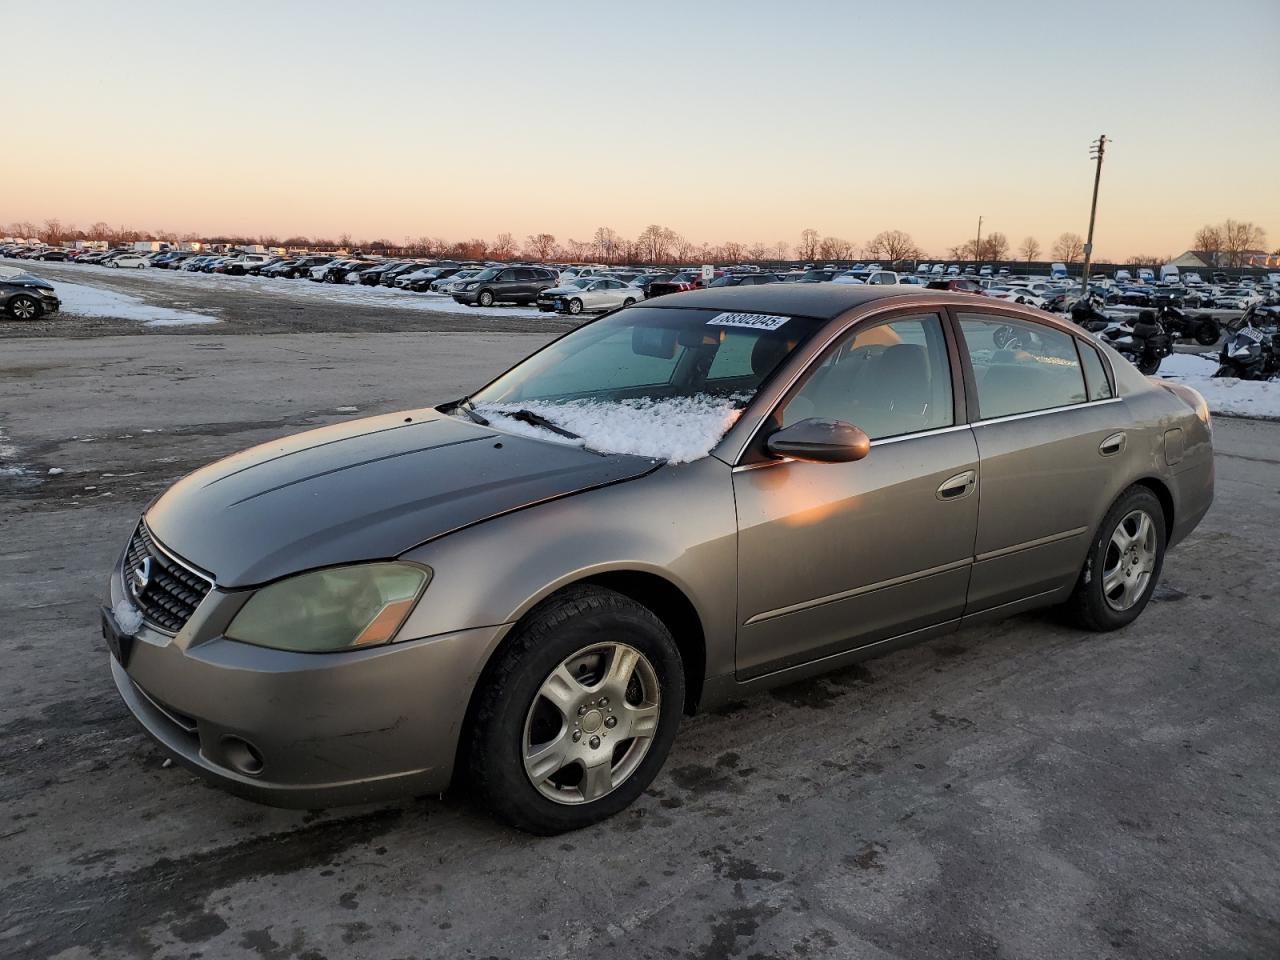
4;274;55;290
145;409;660;588
542;286;591;296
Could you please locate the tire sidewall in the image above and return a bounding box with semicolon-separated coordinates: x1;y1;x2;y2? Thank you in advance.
472;593;684;834
1079;487;1167;629
478;289;494;307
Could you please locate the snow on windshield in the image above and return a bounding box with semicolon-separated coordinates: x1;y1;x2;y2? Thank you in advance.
474;394;750;463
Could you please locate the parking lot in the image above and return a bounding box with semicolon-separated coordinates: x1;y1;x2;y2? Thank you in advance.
2;307;1279;959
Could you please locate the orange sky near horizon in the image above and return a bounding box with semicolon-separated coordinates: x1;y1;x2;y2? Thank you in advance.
4;1;1277;261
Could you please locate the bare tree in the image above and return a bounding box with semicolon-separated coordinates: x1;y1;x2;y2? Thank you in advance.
867;229;920;262
797;228;821;262
88;221;111;241
1192;225;1223;265
636;224;675;264
817;236;854;261
42;219;63;244
673;234;699;262
720;240;745;263
773;241;790;261
982;232;1009;262
491;232;517;260
1018;236;1041;261
525;233;558;261
1220;219;1267;267
592;226;621;264
1052;232;1085;264
746;242;772;261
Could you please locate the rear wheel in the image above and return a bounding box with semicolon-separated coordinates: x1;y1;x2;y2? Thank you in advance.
468;586;684;834
1065;486;1166;631
1194;319;1221;346
6;295;40;320
622;297;636;307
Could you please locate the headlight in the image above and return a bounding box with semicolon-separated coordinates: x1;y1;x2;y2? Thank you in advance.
225;562;430;653
464;282;479;290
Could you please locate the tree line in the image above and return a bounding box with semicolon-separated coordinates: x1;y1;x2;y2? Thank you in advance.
6;217;1271;268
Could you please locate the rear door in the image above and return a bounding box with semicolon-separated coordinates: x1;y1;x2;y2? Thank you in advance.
953;310;1125;613
732;311;979;679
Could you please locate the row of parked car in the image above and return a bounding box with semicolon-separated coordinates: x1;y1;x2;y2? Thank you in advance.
6;242;1277;317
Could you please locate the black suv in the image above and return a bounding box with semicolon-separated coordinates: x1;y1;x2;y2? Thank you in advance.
451;266;558;306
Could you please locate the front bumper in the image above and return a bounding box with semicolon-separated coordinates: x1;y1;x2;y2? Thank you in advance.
451;290;480;304
106;556;511;808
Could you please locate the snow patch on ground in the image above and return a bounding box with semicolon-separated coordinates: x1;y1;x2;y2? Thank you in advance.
1156;353;1280;419
54;280;219;326
476;394;749;463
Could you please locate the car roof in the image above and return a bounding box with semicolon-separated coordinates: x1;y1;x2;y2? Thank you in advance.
637;283;928;319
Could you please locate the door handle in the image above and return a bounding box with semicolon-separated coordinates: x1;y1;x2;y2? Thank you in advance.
1099;432;1127;456
937;470;977;501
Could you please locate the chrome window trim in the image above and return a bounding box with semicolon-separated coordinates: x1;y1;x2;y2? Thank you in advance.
972;396;1123;428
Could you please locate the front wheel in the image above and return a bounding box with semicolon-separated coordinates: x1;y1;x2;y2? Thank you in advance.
7;294;40;320
1194;319;1221;346
1064;486;1166;631
567;298;583;315
477;289;495;307
467;586;684;834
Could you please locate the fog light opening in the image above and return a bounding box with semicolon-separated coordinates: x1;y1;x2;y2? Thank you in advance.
221;736;264;776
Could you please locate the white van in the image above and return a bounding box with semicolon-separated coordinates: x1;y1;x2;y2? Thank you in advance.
1050;262;1068;280
1114;269;1132;282
1159;264;1180;284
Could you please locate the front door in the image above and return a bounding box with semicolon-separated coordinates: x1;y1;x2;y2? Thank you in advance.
733;312;979;679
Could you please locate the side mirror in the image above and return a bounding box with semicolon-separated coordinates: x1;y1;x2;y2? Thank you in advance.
765;418;871;463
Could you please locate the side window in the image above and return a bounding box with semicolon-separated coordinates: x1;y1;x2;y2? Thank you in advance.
1077;340;1114;400
498;269;517;281
958;314;1088;419
779;315;954;441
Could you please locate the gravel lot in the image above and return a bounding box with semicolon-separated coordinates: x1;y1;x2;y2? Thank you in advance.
1;311;1278;959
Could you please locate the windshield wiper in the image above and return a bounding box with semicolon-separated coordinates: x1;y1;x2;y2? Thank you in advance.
453;398;490;426
504;408;580;440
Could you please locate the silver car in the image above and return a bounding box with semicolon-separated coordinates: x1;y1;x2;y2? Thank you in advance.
535;277;643;314
103;286;1214;833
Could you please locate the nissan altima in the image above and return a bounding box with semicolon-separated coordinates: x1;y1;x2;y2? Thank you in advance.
103;286;1214;834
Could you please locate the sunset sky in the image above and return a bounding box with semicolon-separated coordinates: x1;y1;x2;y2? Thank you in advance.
5;0;1277;259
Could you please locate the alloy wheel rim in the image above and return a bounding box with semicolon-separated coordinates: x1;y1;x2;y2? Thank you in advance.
1102;509;1157;611
13;299;35;319
522;642;661;805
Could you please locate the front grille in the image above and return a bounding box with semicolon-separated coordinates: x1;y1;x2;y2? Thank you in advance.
123;523;214;634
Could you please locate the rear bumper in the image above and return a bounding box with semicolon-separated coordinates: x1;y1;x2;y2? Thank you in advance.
105;562;511;808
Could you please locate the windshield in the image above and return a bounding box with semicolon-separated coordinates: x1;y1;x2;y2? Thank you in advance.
470;268;501;281
466;306;823;461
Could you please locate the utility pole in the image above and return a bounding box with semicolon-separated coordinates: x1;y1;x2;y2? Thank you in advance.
1081;134;1107;299
975;215;983;269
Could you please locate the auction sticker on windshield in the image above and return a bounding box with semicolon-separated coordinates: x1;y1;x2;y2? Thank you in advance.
706;312;791;331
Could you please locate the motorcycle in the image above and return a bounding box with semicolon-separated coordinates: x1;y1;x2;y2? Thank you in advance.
1068;299;1173;375
1155;304;1220;347
1215;321;1280;381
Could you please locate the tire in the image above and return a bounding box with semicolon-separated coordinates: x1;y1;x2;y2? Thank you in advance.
622;298;636;307
1136;355;1161;376
568;298;583;315
1194;319;1221;346
6;294;40;320
1064;486;1166;631
467;585;685;835
478;289;495;307
137;263;146;269
324;274;336;283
